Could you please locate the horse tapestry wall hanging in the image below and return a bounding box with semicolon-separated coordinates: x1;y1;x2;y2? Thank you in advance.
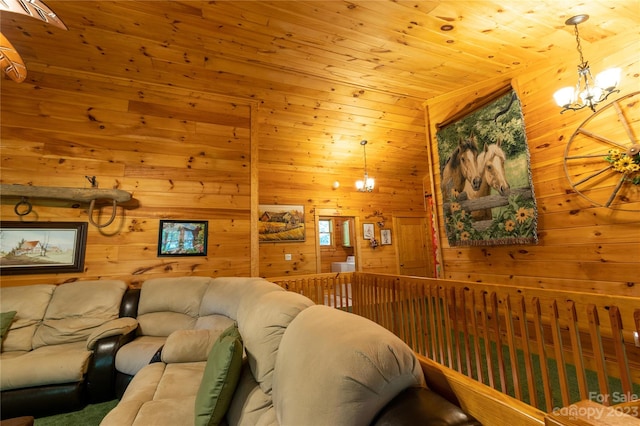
436;88;538;247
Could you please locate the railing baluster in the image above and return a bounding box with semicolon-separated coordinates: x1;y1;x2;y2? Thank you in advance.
481;291;495;389
532;298;553;412
504;295;522;400
609;306;633;398
566;300;588;401
460;287;473;377
444;286;455;370
469;289;483;383
490;292;507;394
549;300;570;407
587;304;610;406
517;296;537;408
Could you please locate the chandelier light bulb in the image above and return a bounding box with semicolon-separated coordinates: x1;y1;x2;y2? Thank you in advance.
595;68;621;92
553;87;576;108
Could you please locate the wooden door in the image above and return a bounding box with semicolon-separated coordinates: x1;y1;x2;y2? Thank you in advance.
396;216;433;277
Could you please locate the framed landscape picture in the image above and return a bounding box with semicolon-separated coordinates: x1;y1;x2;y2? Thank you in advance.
258;204;305;242
158;220;208;257
0;221;88;275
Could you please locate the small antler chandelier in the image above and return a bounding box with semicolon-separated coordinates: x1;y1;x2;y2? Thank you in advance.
553;14;621;114
355;140;375;192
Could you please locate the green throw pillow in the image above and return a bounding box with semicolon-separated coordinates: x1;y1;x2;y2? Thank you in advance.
0;311;17;342
194;324;244;426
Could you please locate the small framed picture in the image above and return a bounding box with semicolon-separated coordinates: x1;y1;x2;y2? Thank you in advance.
363;223;375;240
0;221;88;275
381;229;392;245
158;220;208;257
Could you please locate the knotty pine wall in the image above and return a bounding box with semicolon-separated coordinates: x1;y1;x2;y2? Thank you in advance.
1;77;256;286
1;5;638;298
0;9;428;286
425;31;639;297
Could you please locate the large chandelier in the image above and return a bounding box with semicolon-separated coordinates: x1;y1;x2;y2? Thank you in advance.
553;14;621;114
355;140;375;192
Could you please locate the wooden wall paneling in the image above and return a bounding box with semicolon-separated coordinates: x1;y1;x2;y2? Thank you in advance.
1;66;255;286
2;2;636;295
424;31;639;297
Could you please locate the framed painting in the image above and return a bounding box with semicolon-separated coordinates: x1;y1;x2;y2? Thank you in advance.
363;223;375;240
436;88;538;247
258;205;305;243
158;220;208;256
0;221;88;275
381;229;392;245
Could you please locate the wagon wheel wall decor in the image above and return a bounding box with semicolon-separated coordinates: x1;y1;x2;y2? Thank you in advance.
563;91;640;211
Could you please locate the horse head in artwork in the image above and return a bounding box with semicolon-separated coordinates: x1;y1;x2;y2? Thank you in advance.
479;139;510;196
441;134;482;198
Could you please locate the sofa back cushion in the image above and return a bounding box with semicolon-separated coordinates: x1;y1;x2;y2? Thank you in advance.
237;290;314;395
137;277;211;336
0;285;56;352
198;277;282;321
272;305;426;426
32;280;128;349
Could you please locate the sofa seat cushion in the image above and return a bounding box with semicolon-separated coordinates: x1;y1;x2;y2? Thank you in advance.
1;341;91;390
134;397;200;426
273;305;426;426
115;336;166;376
101;361;206;426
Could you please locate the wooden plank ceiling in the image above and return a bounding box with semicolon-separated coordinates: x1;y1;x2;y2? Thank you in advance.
1;1;638;185
2;1;637;100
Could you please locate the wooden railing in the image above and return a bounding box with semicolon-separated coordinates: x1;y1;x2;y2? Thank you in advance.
269;272;640;414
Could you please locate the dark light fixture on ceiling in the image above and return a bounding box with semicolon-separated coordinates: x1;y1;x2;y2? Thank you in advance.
553;14;621;114
355;140;375;192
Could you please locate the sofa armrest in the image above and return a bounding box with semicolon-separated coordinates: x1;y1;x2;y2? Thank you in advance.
85;329;137;403
161;329;220;363
119;288;140;318
86;317;138;350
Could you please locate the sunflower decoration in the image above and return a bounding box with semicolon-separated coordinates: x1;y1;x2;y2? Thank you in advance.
605;146;640;185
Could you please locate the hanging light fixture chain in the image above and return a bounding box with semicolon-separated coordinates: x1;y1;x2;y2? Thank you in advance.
573;23;586;67
362;141;368;174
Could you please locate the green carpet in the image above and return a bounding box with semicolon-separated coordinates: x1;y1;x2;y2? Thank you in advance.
34;400;117;426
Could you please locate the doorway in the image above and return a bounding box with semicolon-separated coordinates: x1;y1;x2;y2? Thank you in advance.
318;215;357;273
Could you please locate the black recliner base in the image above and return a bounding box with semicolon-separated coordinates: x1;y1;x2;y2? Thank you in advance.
0;382;86;420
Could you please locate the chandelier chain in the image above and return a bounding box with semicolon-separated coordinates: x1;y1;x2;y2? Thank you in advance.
573;24;587;67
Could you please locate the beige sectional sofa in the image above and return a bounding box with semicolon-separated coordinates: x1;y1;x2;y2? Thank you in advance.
101;276;479;426
0;280;138;419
